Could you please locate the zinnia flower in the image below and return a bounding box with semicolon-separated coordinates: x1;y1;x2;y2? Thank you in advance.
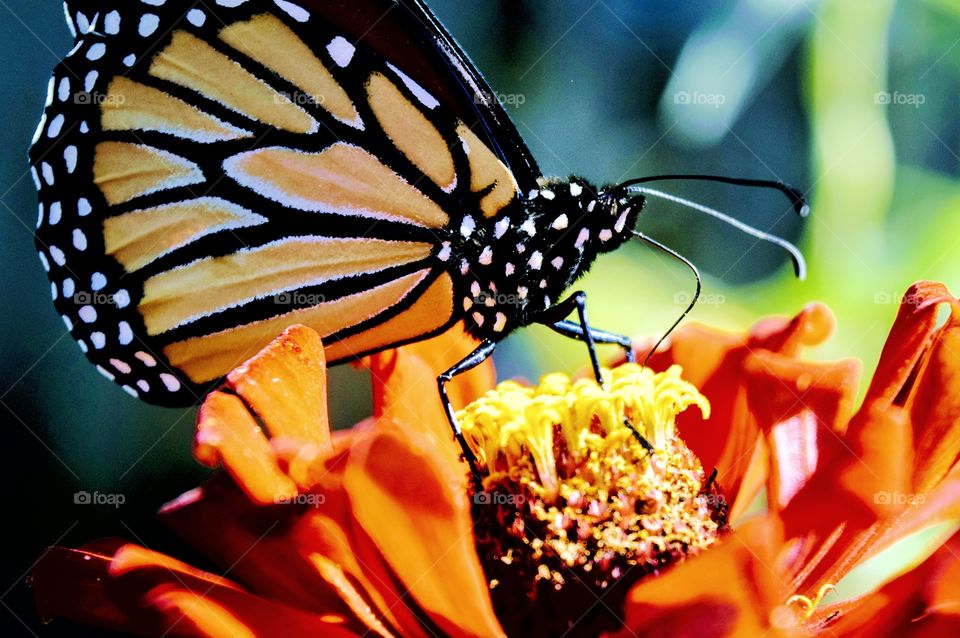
31;281;960;637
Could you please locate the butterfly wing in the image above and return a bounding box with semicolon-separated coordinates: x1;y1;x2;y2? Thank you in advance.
33;0;537;405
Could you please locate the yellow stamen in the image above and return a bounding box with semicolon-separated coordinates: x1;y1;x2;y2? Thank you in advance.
460;363;710;500
461;364;723;638
786;583;836;620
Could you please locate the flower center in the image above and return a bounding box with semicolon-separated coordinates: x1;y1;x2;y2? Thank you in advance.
459;364;727;638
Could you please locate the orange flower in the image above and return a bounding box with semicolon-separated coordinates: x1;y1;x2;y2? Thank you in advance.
31;281;960;638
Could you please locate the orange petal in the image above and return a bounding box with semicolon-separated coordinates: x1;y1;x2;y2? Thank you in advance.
367;347;459;467
826;527;960;638
168;440;410;638
909;300;960;493
366;323;493;480
293;502;432;638
743;351;861;511
194;391;298;505
615;517;792;638
159;475;359;623
644;303;837;506
226;325;333;456
32;543;361;637
337;421;505;638
860;282;954;410
393;323;495;409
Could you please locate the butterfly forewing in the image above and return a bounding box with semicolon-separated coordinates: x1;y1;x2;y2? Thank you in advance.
33;0;537;405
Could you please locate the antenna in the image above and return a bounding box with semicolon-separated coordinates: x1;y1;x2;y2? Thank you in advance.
616;174;810;218
631;230;702;367
627;187;807;280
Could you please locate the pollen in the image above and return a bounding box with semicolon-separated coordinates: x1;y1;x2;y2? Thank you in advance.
459;364;727;637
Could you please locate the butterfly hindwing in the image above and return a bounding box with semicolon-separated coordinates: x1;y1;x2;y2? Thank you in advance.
33;0;535;405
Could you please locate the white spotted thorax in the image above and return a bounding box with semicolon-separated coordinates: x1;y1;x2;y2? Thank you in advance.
458;176;642;340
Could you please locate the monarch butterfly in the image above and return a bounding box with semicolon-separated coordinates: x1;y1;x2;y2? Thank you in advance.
31;0;806;472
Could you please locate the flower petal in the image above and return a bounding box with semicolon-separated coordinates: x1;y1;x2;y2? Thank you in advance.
32;543;361;637
366;324;494;479
616;517;792;638
333;420;505;638
642;303;837;507
908;301;960;493
226;324;333;454
860;282;954;409
194;391;299;505
159;475;362;625
743;351;861;511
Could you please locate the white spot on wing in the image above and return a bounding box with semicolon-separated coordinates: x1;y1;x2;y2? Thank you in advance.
111;359;132;374
64;146;78;173
160;373;181;392
72;229;87;251
139;14;160;37
326;36;355;67
135;351;157;367
48;202;62;225
114;289;131;309
119;321;133;345
103;10;120;34
187;9;206;27
86;43;106;60
387;62;440;110
275;0;310;22
78;305;97;323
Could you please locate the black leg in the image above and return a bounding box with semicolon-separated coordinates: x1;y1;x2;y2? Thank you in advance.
549;320;636;363
437;339;497;483
534;291;631;384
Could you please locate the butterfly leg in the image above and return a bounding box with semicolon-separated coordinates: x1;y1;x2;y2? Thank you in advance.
533;291;609;384
548;320;636;364
437;339;497;483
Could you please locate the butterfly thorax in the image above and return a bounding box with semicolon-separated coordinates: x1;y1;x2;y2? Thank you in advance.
457;176;641;341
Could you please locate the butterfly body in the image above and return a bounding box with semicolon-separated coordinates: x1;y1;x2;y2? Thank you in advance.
455;177;641;341
30;0;641;406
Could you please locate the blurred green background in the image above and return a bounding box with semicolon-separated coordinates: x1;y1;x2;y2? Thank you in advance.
1;0;958;634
